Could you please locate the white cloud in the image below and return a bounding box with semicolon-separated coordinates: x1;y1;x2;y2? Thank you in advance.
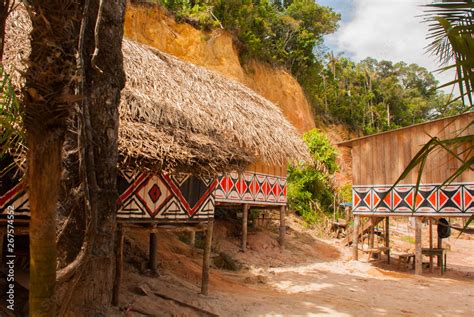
327;0;456;92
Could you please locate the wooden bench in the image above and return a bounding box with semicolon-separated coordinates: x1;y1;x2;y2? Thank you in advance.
398;253;415;271
361;246;390;263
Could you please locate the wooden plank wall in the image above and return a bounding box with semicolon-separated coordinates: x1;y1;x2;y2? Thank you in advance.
352;112;473;185
247;161;288;178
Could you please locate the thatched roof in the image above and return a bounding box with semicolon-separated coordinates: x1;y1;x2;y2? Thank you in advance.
4;8;309;176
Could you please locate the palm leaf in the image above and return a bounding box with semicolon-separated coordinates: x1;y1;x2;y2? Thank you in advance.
423;2;474;109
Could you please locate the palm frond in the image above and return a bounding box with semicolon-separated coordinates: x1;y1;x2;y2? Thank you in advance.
423;2;474;109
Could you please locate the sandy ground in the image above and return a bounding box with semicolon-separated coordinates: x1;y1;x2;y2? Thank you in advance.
115;215;474;317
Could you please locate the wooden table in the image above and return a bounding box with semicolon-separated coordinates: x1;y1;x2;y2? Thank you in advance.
422;248;447;275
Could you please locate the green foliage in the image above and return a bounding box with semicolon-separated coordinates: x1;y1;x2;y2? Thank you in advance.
0;65;23;176
161;0;339;75
339;183;352;203
158;0;466;136
287;129;338;225
302;55;466;134
161;0;221;29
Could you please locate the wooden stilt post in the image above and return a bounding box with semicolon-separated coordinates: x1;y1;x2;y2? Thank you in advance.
279;205;286;248
352;215;360;261
429;218;434;273
415;217;423;275
241;204;249;252
437;226;442;267
149;230;158;273
369;217;375;259
201;220;214;296
189;231;196;247
112;224;124;306
385;217;390;264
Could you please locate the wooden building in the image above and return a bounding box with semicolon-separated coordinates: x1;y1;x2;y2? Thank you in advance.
339;112;473;274
0;7;308;302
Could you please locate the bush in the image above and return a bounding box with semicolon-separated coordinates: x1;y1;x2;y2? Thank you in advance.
287;129;338;225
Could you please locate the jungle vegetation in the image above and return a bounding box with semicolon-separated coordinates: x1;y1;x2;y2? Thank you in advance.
158;0;466;135
287;129;338;224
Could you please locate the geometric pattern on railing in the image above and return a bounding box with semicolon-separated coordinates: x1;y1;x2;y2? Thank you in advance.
353;183;473;215
0;170;217;223
116;170;217;222
215;171;287;206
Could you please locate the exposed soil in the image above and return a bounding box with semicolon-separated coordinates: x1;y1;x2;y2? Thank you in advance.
114;214;474;317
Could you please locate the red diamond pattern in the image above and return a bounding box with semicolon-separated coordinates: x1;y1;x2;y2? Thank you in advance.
353;192;361;207
148;184;161;204
363;191;371;208
427;191;437;208
452;189;463;209
235;179;247;195
215;173;288;205
383;193;391;208
272;183;281;197
439;191;449;208
262;182;271;196
373;194;380;208
465;189;473;207
393;191;402;208
406;191;424;209
353;184;474;214
250;178;260;195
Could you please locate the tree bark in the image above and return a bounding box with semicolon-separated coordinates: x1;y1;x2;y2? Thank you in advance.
28;137;62;316
22;2;81;315
63;1;126;315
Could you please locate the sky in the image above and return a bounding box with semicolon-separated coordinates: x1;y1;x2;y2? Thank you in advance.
316;0;455;92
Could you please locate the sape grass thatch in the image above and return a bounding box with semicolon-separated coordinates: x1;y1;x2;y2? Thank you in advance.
4;7;309;177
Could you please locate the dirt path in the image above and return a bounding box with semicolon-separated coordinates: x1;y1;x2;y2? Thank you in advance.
117;217;474;317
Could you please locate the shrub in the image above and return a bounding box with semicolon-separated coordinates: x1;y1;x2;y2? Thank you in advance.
287;129;338;225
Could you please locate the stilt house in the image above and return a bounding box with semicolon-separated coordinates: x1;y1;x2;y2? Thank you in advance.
339;112;473;274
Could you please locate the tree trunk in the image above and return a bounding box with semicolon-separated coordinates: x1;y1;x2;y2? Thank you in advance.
28;137;62;316
63;1;126;315
22;2;81;315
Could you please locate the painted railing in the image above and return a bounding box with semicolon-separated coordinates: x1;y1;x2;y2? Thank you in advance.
352;183;473;216
215;171;287;206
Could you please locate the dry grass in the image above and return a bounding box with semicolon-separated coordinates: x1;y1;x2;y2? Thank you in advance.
4;6;309;176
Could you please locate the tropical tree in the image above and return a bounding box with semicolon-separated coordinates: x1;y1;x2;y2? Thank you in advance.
22;2;83;315
2;1;126;314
